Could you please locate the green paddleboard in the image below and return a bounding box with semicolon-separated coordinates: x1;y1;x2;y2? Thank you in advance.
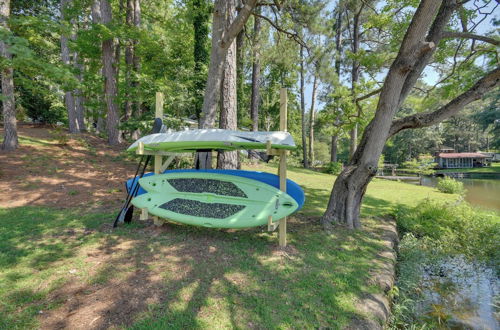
131;172;299;228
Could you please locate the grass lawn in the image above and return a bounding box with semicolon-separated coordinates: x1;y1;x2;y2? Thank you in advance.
0;128;458;329
436;162;500;173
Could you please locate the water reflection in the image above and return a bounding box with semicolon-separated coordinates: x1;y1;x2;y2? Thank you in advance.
420;257;499;329
420;177;500;212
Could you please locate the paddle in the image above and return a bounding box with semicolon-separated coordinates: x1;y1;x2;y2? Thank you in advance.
113;118;163;227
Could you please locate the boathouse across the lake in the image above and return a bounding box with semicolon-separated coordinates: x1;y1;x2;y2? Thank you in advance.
435;148;488;169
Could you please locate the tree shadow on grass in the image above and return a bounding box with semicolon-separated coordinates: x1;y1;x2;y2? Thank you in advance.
29;208;397;329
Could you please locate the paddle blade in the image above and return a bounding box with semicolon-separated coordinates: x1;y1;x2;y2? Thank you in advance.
124;205;134;223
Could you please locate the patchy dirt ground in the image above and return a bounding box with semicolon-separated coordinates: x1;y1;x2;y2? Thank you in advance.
0;126;397;329
0;126;136;209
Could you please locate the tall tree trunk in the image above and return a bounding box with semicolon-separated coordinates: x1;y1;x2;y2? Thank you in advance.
331;6;342;163
132;0;141;119
196;0;257;169
61;0;79;133
248;6;261;161
101;0;121;145
192;0;210;121
309;72;318;166
322;0;464;230
236;29;244;126
300;45;309;168
91;0;105;134
73;52;85;131
0;0;17;151
331;135;338;162
349;4;362;159
217;0;238;169
124;0;134;122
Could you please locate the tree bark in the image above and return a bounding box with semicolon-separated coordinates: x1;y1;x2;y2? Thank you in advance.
331;135;338;162
217;0;238;170
192;0;210;121
124;0;134;122
322;0;454;230
100;0;121;145
309;72;318;166
331;6;342;163
91;0;105;134
248;6;261;161
0;0;17;151
196;0;257;169
132;0;141;118
61;0;79;133
349;4;362;159
300;45;309;168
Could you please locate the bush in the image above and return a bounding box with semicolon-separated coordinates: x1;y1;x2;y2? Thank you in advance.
395;199;500;269
323;161;343;175
49;125;69;145
436;177;465;194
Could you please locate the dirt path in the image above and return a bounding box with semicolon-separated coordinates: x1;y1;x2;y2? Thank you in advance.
0;126;137;209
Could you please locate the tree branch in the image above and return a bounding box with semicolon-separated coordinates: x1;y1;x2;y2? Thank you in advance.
389;66;500;137
356;87;382;102
442;31;500;46
252;12;309;49
220;0;259;49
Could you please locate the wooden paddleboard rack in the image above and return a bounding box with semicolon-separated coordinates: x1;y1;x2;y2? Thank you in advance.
136;89;290;247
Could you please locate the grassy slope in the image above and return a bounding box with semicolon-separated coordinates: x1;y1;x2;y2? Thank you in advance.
0;132;457;329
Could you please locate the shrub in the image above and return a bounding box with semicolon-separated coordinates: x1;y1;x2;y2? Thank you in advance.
49;125;69;146
395;199;500;270
323;161;343;175
436;177;465;194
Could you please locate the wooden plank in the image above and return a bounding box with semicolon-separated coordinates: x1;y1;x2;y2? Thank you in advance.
278;88;287;247
140;208;148;220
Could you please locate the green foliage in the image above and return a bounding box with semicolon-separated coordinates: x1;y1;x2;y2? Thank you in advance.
391;200;500;327
49;125;69;145
396;200;499;268
401;158;436;176
436;177;465;195
323;161;342;175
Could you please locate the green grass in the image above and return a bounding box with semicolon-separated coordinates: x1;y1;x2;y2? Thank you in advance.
436;162;500;173
0;162;459;329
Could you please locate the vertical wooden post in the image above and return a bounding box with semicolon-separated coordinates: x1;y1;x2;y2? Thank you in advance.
279;88;288;247
153;92;164;226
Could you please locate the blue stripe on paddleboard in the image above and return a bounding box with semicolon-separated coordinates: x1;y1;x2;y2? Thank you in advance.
125;169;305;210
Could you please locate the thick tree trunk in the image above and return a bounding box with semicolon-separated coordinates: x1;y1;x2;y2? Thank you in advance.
322;0;454;230
300;46;309;168
309;73;318;166
217;0;238;169
61;0;79;133
101;0;121;145
196;0;257;169
0;0;17;151
331;135;338;162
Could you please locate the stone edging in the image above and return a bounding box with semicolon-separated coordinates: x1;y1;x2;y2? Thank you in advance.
346;219;399;330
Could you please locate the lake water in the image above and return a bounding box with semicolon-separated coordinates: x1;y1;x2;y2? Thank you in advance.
420;176;500;212
419;257;499;329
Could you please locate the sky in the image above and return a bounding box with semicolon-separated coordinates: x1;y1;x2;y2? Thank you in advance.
302;0;500;113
